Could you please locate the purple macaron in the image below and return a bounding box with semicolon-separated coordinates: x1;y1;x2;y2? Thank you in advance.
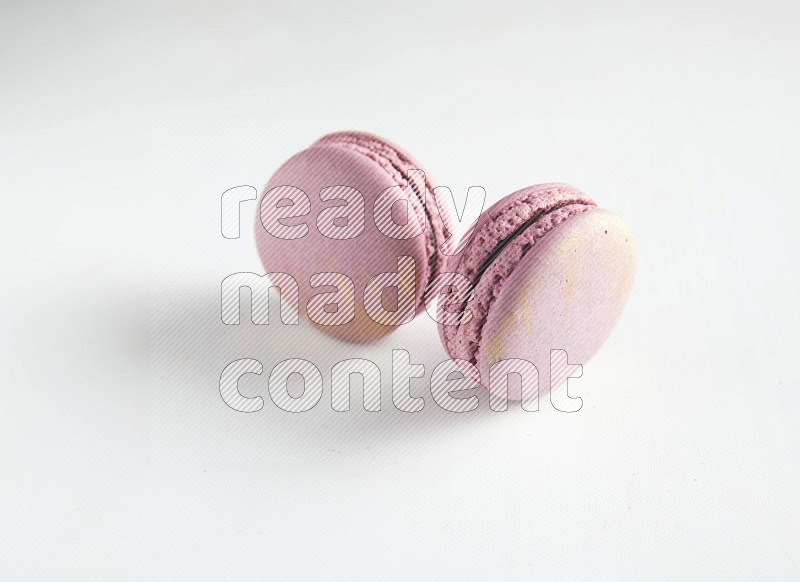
255;132;454;342
438;183;636;400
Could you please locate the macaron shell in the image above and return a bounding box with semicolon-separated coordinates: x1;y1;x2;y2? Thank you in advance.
476;209;636;400
255;144;430;342
442;202;596;363
314;131;456;289
446;183;595;289
439;184;596;355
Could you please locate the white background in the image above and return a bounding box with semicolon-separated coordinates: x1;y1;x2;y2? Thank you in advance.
2;0;799;579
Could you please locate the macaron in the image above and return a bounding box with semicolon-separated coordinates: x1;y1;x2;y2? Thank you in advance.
255;131;454;342
437;183;636;400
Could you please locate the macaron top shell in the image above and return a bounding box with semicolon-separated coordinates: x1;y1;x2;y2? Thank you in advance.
255;132;452;342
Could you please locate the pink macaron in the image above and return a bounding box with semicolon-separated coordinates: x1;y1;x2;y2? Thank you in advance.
438;183;636;400
255;132;454;342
